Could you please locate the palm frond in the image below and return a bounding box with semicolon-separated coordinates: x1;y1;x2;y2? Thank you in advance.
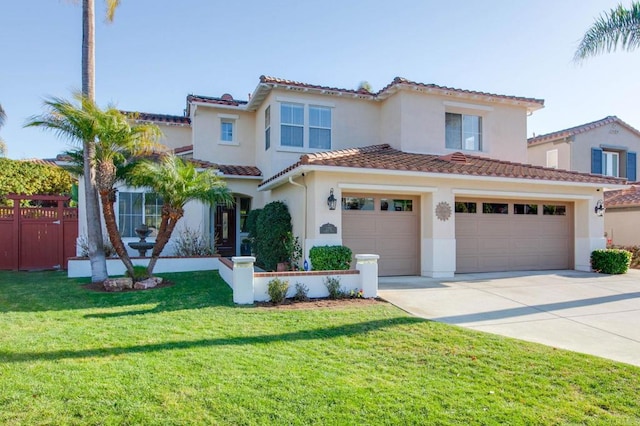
574;2;640;61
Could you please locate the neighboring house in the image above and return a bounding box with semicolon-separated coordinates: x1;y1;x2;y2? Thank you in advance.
527;116;639;180
528;116;640;247
79;76;624;277
603;186;640;246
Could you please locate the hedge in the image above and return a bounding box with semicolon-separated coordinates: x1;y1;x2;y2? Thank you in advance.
0;158;75;205
309;245;353;271
591;249;632;274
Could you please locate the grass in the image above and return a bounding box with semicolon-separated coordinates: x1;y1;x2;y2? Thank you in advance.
1;271;639;425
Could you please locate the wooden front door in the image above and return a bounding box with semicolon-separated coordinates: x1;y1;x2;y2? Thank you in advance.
214;204;236;257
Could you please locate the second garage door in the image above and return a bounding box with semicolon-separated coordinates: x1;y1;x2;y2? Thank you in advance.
342;194;419;276
455;199;573;273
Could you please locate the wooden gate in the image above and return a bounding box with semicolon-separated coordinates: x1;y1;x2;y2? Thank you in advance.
0;195;78;271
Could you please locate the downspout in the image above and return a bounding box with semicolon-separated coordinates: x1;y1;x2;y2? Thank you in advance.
288;175;307;269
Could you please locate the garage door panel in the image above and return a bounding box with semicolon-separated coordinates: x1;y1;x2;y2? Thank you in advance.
456;199;573;273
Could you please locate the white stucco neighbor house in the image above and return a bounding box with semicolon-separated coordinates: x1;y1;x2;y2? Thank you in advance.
79;76;625;277
527;116;640;246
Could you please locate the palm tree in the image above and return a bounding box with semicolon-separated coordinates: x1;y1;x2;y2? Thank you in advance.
80;0;120;282
27;95;162;278
0;104;6;157
127;155;233;276
574;2;640;61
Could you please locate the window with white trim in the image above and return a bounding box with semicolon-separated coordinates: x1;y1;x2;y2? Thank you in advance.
309;106;332;149
265;106;271;150
118;192;163;238
220;120;234;142
280;103;304;147
445;112;482;151
603;151;619;177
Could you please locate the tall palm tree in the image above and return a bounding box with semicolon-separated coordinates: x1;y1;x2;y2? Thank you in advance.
0;104;6;157
27;95;162;277
574;2;640;61
81;0;121;282
127;155;233;276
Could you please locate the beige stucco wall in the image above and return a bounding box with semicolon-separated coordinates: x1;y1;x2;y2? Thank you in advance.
156;124;191;151
527;139;572;170
604;208;640;246
191;105;256;167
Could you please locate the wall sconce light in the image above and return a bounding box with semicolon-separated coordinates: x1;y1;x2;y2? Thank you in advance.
594;199;605;217
327;188;337;210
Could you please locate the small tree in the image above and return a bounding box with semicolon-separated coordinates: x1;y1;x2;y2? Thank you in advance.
255;201;292;271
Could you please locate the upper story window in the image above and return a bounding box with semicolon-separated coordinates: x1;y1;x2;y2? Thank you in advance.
118;192;163;238
281;103;304;147
309;106;332;149
279;102;332;150
218;114;239;145
265;106;271;151
445;113;482;151
603;151;619;177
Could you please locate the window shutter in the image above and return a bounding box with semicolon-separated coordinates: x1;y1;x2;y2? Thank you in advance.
627;152;637;181
591;147;603;174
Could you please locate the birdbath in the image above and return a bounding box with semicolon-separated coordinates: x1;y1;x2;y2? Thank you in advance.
127;224;155;257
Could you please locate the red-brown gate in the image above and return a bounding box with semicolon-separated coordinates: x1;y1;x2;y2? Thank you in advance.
0;195;78;271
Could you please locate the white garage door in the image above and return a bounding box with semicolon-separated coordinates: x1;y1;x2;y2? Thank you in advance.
342;194;419;276
455;199;573;273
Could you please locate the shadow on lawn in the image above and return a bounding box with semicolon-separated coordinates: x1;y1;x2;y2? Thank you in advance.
0;270;233;313
0;317;424;363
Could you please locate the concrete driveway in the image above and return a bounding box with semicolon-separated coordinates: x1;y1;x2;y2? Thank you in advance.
379;270;640;367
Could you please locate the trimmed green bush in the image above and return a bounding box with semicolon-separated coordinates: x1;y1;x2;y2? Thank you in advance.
256;201;292;271
591;249;632;274
609;245;640;269
267;278;289;304
309;245;353;271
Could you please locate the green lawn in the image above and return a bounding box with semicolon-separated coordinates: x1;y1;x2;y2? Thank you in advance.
1;271;639;425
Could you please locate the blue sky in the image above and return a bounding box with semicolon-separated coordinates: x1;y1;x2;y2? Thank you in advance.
2;0;639;159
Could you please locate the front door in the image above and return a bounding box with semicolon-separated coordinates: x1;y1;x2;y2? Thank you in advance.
214;203;236;257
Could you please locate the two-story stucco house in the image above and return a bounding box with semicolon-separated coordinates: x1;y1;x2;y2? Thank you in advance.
85;76;624;277
527;116;640;246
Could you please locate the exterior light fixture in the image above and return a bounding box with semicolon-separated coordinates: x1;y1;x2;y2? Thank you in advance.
594;199;605;217
327;188;337;210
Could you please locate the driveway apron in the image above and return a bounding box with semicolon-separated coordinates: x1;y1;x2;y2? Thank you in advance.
378;270;640;367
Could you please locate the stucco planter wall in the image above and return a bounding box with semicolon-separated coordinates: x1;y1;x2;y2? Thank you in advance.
67;256;220;278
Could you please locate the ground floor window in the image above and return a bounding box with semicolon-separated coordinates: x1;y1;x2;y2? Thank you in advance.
118;192;163;238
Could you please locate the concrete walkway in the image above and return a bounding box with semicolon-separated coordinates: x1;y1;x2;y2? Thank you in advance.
379;270;640;367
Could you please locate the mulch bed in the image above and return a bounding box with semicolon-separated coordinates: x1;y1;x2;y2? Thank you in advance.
82;280;175;292
255;297;387;309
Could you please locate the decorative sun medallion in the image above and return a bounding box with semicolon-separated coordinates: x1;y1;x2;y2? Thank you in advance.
435;201;452;221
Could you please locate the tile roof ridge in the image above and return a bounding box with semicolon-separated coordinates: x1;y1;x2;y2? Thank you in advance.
259;75;373;96
301;144;393;164
527;116;626;144
439;152;468;163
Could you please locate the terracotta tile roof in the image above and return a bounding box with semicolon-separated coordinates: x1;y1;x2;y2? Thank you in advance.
188;159;261;177
124;111;191;125
20;158;59;167
260;75;374;96
259;144;623;188
528;116;640;145
187;94;248;107
173;144;193;154
605;185;640;208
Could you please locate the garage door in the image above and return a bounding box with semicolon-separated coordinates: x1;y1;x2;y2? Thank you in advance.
455;199;573;273
342;194;419;276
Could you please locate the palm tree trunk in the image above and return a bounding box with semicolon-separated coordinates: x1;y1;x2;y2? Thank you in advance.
100;189;135;277
82;0;107;282
146;206;183;276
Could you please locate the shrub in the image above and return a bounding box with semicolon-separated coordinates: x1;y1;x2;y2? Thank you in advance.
293;282;309;302
77;233;116;258
284;232;303;270
127;265;150;281
309;245;353;271
256;201;292;271
0;157;75;206
324;276;346;300
173;226;213;256
591;249;632;274
267;278;289;304
246;209;262;242
609;245;640;269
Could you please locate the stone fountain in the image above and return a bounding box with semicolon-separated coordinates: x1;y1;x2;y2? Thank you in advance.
127;224;155;257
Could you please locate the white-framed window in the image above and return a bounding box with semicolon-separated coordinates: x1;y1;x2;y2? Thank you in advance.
218;114;239;145
309;106;332;149
603;151;619;177
118;192;163;238
265;106;271;150
445;112;482;151
546;149;558;168
279;101;333;150
280;103;304;147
